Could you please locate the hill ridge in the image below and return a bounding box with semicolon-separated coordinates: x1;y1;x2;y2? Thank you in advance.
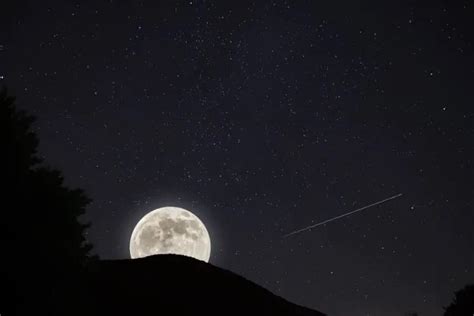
81;254;326;316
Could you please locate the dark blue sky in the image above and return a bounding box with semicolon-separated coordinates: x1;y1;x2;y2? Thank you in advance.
2;1;473;315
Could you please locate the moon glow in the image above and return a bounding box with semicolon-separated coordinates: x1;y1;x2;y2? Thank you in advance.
130;207;211;262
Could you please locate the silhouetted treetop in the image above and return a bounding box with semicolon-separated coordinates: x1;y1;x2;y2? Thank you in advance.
444;284;474;316
2;87;94;266
2;87;41;175
1;87;95;315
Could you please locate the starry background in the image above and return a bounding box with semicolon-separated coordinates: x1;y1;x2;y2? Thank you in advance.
1;1;473;315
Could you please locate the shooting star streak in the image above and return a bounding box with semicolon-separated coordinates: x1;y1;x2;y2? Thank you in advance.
283;193;403;238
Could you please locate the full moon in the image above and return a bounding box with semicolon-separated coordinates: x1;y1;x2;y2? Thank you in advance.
129;207;211;262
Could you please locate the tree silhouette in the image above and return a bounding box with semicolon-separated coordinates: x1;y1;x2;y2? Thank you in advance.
1;87;95;315
444;284;474;316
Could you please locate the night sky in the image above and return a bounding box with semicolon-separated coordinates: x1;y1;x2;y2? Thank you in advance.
2;1;473;315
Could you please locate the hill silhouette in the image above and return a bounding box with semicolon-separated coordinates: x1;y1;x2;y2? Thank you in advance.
79;254;326;316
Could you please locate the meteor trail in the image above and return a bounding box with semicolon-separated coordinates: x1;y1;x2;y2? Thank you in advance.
283;193;403;238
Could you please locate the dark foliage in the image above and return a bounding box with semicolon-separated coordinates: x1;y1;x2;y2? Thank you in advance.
1;88;95;315
444;284;474;316
83;254;326;316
